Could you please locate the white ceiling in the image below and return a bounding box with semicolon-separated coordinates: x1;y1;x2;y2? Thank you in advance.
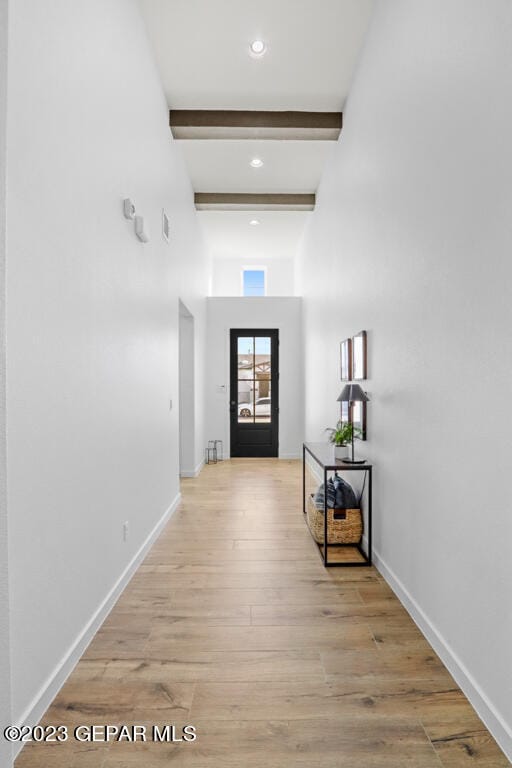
139;0;375;260
139;0;374;111
198;211;310;260
179;140;336;194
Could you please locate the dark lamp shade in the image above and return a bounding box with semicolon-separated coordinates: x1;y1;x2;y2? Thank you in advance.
337;384;370;403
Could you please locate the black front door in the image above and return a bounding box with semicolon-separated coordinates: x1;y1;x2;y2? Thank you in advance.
230;329;279;457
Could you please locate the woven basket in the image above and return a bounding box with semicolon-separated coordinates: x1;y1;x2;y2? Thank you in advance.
306;494;362;544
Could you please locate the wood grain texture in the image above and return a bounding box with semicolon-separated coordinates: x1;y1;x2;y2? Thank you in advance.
194;193;316;211
169;107;343;145
169;109;342;129
14;459;509;767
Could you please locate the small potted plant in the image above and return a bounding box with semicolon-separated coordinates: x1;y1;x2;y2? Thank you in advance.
325;421;359;459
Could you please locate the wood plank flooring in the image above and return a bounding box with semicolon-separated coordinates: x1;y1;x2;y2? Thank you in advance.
15;458;509;767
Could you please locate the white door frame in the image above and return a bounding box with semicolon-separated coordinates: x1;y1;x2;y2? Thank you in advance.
178;300;196;476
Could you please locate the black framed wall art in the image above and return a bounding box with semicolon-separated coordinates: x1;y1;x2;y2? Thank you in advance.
352;330;367;380
340;338;352;381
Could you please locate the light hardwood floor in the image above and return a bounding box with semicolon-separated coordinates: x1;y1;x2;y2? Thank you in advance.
15;459;509;767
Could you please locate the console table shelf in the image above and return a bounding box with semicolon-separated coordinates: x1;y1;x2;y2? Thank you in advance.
302;442;373;567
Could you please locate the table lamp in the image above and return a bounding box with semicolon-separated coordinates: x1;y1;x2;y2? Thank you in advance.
337;383;370;464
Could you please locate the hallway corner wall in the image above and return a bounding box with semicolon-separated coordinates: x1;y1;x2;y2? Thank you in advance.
298;0;512;759
0;0;13;765
5;0;208;734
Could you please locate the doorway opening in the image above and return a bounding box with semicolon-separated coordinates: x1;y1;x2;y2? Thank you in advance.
178;300;196;476
230;329;279;457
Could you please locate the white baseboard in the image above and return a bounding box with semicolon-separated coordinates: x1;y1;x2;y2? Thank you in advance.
279;453;302;460
180;459;204;478
373;548;512;763
13;492;181;759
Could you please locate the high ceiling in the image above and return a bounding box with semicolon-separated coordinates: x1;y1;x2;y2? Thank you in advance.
139;0;374;262
180;140;335;194
199;211;308;261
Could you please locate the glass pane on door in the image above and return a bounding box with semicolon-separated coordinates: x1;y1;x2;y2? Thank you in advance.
254;337;271;422
238;337;254;379
238;386;254;423
254;337;271;355
254;395;271;422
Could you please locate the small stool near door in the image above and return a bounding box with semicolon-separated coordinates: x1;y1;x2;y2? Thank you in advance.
205;440;223;464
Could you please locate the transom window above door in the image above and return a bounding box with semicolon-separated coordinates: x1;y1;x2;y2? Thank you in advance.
242;269;266;297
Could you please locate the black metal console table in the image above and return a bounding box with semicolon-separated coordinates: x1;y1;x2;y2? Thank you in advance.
302;442;372;567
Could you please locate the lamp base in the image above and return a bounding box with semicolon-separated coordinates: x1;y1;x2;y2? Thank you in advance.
341;457;367;464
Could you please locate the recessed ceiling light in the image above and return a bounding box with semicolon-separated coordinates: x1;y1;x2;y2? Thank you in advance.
250;157;263;168
250;40;266;56
249;219;260;226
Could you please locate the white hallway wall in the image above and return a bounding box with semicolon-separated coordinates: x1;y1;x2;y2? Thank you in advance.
205;298;303;459
211;257;295;297
0;1;12;765
6;0;207;734
298;0;512;758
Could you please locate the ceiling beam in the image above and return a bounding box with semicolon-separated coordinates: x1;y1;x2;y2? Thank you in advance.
194;193;315;211
170;110;342;141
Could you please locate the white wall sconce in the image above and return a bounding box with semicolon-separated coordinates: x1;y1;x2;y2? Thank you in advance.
123;198;136;220
134;215;150;243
